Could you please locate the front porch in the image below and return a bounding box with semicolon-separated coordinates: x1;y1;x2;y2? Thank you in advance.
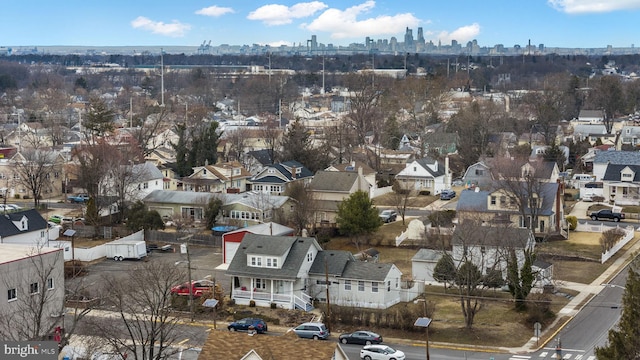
230;277;313;311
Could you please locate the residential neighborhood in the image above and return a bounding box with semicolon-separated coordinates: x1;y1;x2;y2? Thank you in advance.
1;48;640;360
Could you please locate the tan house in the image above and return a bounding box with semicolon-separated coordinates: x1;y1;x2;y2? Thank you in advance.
0;149;66;200
455;182;565;239
182;161;252;193
309;169;371;225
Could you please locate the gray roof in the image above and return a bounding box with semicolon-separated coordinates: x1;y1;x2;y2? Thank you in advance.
225;234;321;280
244;235;296;257
456;182;559;216
341;261;395;282
415;157;446;178
310;171;370;192
593;151;640;166
411;249;445;262
133;162;163;181
0;209;48;237
308;250;354;276
143;190;218;204
224;192;290;209
452;223;533;248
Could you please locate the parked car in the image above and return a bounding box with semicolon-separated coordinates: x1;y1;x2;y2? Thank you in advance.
292;322;330;340
360;345;405;360
452;178;464;187
590;209;625;222
379;210;398;223
440;189;456;200
339;330;382;345
67;193;90;203
170;279;215;297
48;214;74;224
227;318;268;333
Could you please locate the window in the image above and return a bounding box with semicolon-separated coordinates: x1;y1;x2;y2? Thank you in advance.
7;288;16;302
47;278;54;290
344;280;351;291
475;169;484;176
250;256;262;267
30;282;39;295
266;258;278;268
307;252;313;262
387;281;391;291
371;282;378;293
358;281;365;292
254;278;266;289
490;196;496;205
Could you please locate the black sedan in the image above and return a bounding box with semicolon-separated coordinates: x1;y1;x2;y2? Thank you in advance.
338;330;383;345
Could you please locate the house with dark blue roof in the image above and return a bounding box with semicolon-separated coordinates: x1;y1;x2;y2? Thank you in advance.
601;163;640;205
248;160;313;195
455;181;564;239
0;209;58;245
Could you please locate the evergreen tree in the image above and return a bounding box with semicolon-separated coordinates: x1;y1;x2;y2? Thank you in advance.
84;97;115;143
507;249;535;310
336;191;381;250
279;119;328;173
595;263;640;359
204;197;223;229
172;123;191;177
433;253;456;289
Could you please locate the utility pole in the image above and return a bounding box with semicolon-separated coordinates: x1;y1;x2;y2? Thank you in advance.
160;48;165;107
324;259;331;333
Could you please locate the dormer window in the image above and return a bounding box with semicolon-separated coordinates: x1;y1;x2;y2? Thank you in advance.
203;169;207;175
250;256;262;267
295;168;301;174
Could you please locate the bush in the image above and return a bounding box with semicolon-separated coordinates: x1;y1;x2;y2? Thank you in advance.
526;293;554;325
14;194;20;199
418;190;431;196
565;216;578;230
249;300;256;307
270;302;277;309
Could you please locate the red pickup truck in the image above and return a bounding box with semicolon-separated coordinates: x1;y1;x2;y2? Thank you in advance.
170;280;215;297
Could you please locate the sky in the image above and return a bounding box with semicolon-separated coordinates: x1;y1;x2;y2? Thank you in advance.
2;0;640;49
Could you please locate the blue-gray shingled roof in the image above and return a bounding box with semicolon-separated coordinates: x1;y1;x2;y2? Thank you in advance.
452;222;533;248
603;164;640;181
415;157;446;177
456;183;559;216
308;250;353;276
0;209;48;237
225;234;321;280
143;190;219;204
340;261;395;282
593;151;640;166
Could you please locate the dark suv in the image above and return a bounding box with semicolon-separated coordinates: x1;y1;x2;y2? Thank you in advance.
379;210;398;223
228;318;268;333
440;189;456;200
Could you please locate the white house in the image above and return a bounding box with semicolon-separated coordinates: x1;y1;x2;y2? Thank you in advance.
451;223;536;280
0;209;59;246
225;234;321;310
307;250;404;309
128;162;164;201
395;157;451;195
0;244;65;341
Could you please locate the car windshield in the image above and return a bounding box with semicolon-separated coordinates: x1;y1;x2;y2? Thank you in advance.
383;346;396;353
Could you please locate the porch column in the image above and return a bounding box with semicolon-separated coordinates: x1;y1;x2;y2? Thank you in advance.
250;278;254;300
270;279;274;302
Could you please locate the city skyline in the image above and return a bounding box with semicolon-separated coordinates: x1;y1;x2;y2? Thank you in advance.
3;1;640;50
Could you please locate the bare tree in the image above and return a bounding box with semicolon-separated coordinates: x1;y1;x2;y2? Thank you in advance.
86;260;187;360
390;180;415;225
224;127;250;162
11;148;57;207
284;181;317;235
128;106;171;157
490;157;551;239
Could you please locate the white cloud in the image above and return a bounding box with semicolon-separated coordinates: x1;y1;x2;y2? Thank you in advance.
248;1;328;25
303;0;420;39
548;0;640;13
131;16;190;37
195;6;234;17
430;23;481;44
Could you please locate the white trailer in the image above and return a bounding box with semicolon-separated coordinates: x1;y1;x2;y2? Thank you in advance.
105;234;147;261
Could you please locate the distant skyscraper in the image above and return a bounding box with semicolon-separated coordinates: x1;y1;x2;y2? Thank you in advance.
404;27;414;51
417;27;425;44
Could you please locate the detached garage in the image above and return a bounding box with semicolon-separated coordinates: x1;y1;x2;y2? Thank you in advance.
221;222;295;265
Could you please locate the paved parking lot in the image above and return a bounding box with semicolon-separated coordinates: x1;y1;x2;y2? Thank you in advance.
67;244;224;296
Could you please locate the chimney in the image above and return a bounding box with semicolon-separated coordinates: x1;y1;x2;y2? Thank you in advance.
358;166;363;176
291;166;296;179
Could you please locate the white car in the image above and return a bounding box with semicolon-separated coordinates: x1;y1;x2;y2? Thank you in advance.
360;345;405;360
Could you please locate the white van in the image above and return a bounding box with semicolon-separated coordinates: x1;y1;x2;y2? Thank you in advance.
572;174;595;182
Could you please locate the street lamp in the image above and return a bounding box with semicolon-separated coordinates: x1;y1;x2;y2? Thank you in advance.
414;316;432;360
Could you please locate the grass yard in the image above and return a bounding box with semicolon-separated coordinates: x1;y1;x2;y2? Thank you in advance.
373;192;437;208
